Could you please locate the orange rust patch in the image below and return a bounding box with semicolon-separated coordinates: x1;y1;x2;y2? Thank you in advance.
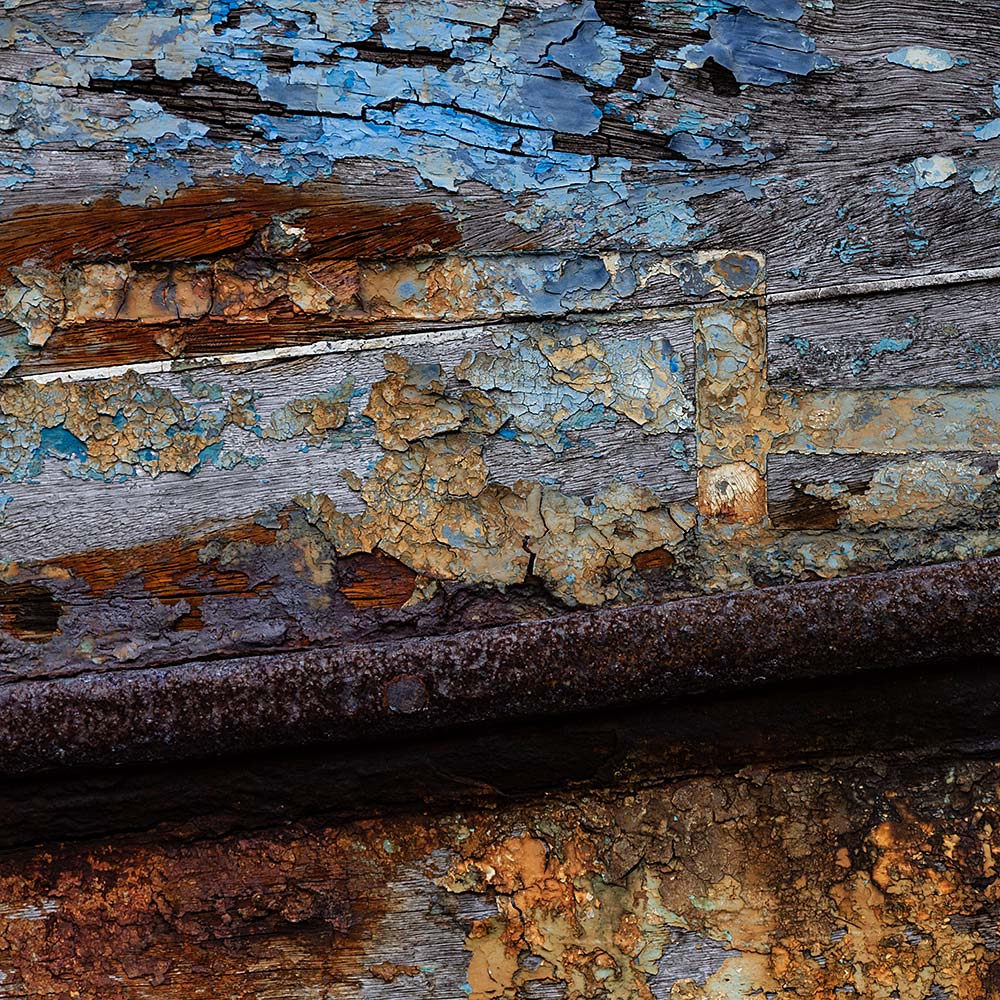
42;516;280;630
338;551;418;609
0;179;463;279
1;182;467;373
0;761;996;996
633;547;677;572
12;314;472;377
368;961;421;982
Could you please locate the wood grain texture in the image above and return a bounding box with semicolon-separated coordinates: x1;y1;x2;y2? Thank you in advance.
0;312;699;562
769;277;1000;388
1;0;999;303
1;5;1000;995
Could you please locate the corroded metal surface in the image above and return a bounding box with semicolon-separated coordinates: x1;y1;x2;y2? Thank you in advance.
0;752;997;998
0;553;996;774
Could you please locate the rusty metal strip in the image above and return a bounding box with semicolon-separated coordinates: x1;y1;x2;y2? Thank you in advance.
0;554;997;775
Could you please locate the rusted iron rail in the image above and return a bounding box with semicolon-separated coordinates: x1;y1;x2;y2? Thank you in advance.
2;554;996;777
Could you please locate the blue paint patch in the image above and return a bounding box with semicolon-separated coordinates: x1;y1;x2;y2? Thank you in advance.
39;426;88;463
677;3;835;86
196;441;224;468
544;256;612;299
970;165;1000;205
912;154;957;188
670;438;691;472
830;237;877;264
635;67;675;97
870;336;913;357
886;46;956;72
667;112;770;167
974;120;1000;142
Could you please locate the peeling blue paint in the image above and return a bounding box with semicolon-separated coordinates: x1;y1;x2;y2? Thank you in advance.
970;164;1000;205
830;236;877;264
783;334;810;355
677;1;835;86
912;154;957;189
886;46;956;72
38;425;89;464
866;336;914;365
0;0;813;246
974;120;1000;142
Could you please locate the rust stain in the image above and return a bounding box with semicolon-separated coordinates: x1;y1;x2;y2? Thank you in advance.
0;757;995;998
0;179;463;280
632;547;677;572
368;961;421;982
19;515;280;633
338;551;418;610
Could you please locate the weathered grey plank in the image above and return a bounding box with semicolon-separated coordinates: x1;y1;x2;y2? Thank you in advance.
769;277;1000;387
0;313;698;562
768;451;1000;528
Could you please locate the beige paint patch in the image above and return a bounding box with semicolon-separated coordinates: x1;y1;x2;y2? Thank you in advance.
772;388;1000;455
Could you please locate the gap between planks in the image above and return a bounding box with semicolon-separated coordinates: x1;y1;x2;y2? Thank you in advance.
766;263;1000;306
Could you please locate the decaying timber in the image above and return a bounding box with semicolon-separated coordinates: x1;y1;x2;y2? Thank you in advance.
2;0;1000;997
2;249;1000;682
2;0;1000;675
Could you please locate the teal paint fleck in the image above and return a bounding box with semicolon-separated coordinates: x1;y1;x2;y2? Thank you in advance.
870;336;913;357
830;237;877;264
849;335;913;375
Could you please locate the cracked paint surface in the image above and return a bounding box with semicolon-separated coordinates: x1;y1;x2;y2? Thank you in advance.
800;456;1000;528
3;248;1000;647
772;388;1000;455
0;248;763;375
0;0;784;244
0;754;997;997
0;0;998;295
0;370;353;481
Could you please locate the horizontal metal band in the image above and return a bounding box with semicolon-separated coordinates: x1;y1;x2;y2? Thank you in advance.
1;554;997;775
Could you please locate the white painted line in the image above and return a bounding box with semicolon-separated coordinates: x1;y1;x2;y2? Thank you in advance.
17;306;694;384
21;325;486;384
766;264;1000;306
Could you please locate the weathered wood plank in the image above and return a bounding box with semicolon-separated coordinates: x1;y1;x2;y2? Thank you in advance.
3;243;1000;680
769;276;1000;387
2;0;998;321
0;250;752;375
768;451;1000;529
